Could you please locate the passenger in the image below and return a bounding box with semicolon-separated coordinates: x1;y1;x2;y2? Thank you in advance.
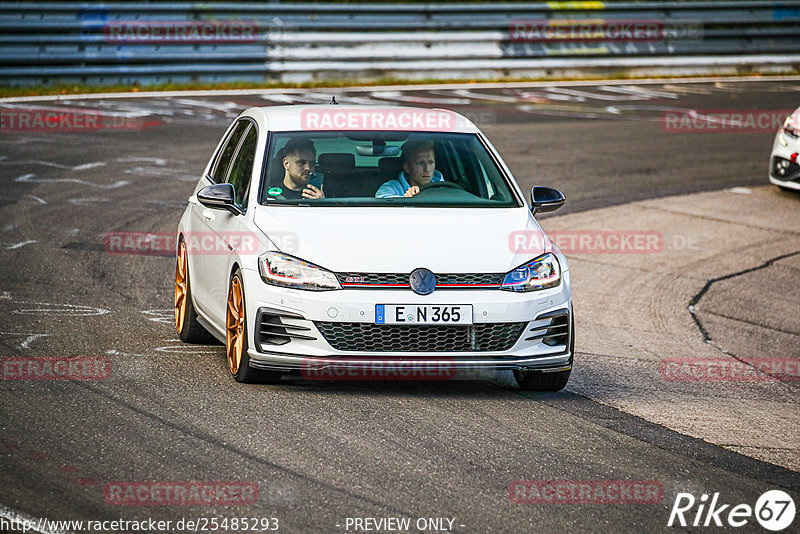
375;139;444;198
276;138;325;200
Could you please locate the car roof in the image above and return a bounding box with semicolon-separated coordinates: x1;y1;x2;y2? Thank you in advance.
246;105;481;134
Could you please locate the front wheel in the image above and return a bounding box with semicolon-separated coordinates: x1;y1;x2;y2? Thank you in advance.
175;240;215;344
226;269;282;384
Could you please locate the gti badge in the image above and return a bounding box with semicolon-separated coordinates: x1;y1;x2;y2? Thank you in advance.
410;268;437;295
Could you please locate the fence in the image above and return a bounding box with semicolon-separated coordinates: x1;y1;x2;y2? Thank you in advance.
1;1;799;86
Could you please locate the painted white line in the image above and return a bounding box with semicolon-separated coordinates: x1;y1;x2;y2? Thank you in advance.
106;349;149;358
15;174;129;190
170;98;243;114
155;345;219;354
369;90;471;105
12;302;110;317
0;160;106;171
114;156;170;165
5;240;36;250
598;85;679;99
0;332;50;349
123;166;196;181
3;76;800;104
545;86;656;101
443;88;520;103
0;503;73;534
20;333;49;350
66;198;110;205
29;195;47;205
141;309;174;324
729;187;753;194
0;102;148;119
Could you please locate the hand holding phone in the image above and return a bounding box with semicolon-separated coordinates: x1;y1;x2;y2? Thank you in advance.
308;172;324;190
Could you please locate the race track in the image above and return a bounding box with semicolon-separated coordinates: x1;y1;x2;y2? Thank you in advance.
1;78;798;533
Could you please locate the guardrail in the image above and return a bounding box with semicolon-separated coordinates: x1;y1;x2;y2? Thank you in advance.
1;1;799;86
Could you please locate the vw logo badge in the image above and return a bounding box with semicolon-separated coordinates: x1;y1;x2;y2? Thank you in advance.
409;268;437;295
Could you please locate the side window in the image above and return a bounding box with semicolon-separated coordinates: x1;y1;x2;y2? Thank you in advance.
227;125;258;208
210;120;249;183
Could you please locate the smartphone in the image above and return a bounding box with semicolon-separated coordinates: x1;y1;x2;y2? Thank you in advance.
308;172;324;190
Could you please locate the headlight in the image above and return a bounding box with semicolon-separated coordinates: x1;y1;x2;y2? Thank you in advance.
780;116;800;143
784;117;800;138
258;252;341;291
501;253;561;292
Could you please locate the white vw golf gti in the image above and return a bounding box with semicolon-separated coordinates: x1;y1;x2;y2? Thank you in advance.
175;105;574;390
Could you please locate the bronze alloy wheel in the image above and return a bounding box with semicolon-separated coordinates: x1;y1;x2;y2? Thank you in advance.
174;241;188;333
226;275;245;375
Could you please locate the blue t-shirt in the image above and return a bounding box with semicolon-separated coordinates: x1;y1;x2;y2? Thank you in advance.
375;171;444;198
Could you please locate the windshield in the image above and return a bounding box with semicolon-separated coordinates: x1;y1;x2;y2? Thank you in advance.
259;131;521;207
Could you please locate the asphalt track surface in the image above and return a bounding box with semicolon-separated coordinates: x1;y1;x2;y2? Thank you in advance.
0;79;799;533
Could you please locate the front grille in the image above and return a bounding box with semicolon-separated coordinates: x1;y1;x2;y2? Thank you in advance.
314;322;525;352
336;272;504;288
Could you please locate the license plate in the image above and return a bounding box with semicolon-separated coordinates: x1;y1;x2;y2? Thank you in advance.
375;304;473;325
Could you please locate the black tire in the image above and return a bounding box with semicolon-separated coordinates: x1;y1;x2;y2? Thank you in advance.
227;268;282;384
176;240;216;344
513;316;574;392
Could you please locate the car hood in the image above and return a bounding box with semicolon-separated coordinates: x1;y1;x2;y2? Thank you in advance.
252;206;551;273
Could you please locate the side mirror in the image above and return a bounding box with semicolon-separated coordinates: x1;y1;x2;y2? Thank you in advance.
530;186;566;214
197;183;243;215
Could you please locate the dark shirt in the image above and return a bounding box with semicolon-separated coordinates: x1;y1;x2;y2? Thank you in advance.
279;186;304;200
266;182;304;200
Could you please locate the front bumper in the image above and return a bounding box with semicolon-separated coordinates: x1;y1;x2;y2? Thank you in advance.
769;129;800;190
241;266;573;373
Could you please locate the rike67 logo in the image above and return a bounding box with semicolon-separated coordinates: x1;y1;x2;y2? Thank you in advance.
668;490;795;531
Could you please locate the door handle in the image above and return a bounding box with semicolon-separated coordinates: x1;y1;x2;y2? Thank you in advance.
201;209;215;221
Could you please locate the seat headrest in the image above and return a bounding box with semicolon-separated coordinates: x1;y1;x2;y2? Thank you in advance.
379;157;402;178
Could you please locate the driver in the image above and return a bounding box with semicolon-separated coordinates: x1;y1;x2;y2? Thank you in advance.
274;138;325;200
375;139;444;198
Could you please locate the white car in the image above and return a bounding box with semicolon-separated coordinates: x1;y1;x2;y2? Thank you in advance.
770;106;800;191
175;105;574;391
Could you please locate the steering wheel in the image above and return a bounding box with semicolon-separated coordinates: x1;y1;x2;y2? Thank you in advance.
416;181;465;194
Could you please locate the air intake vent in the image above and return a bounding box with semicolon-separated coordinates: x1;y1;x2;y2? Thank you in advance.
257;307;315;346
525;309;570;347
